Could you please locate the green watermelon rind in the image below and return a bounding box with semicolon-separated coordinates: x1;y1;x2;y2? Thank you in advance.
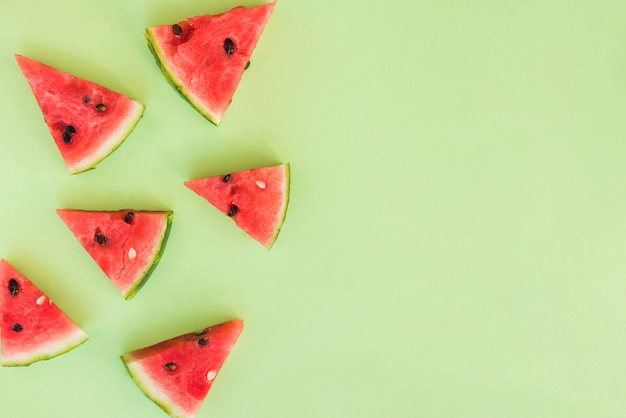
145;39;196;114
1;327;89;367
69;101;146;174
144;30;221;126
264;162;291;250
185;163;291;249
123;211;174;300
120;356;190;418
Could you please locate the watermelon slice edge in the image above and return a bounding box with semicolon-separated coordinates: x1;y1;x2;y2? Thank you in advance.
144;1;277;125
185;162;290;249
15;54;146;174
121;319;244;418
0;259;89;367
56;209;173;300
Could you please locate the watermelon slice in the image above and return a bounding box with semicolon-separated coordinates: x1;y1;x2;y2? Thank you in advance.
0;259;88;366
145;1;277;125
121;319;244;418
185;163;290;249
56;209;173;299
15;54;145;174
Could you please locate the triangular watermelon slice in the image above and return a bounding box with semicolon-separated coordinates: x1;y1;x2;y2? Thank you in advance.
15;54;145;174
145;1;277;125
0;259;88;366
184;163;290;249
56;209;173;299
121;319;244;418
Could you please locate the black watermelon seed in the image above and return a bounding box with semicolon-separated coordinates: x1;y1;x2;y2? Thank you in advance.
227;205;239;217
164;362;177;371
198;337;209;347
12;323;23;332
8;279;19;296
95;103;107;112
172;24;182;36
222;174;232;182
83;95;91;104
63;125;76;144
224;38;235;55
245;60;250;70
95;232;106;245
62;132;73;144
124;211;134;224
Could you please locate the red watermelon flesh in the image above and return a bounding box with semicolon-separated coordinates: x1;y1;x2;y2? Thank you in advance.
0;259;88;366
15;54;145;174
56;209;173;299
185;163;290;249
121;319;243;418
145;1;276;125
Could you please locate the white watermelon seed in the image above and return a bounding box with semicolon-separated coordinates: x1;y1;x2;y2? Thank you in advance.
206;370;217;381
255;180;266;189
36;295;46;305
128;247;137;260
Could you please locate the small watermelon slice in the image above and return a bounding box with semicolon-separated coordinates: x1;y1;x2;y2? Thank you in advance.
56;209;173;299
121;319;244;418
185;163;290;249
15;54;145;174
145;1;277;125
0;259;88;366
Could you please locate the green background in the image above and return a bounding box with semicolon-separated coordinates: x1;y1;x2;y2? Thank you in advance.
1;0;625;417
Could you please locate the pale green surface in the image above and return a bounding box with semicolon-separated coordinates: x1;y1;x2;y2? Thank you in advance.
0;0;625;417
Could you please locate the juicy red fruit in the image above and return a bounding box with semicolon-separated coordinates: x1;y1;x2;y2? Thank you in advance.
145;1;277;125
121;319;244;418
185;163;290;249
15;54;145;174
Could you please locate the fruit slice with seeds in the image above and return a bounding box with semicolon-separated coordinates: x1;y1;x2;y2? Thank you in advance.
121;319;243;418
145;1;276;125
184;163;290;249
0;259;88;366
56;209;173;299
15;54;145;174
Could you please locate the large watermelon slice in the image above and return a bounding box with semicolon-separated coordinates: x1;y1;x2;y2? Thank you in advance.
121;319;244;418
56;209;173;299
0;259;88;366
15;54;145;174
184;163;290;249
145;1;277;125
